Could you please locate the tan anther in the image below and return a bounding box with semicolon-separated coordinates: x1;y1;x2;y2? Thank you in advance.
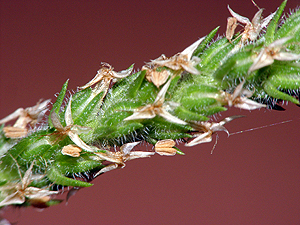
155;139;177;156
2;127;28;139
226;17;238;43
61;144;82;157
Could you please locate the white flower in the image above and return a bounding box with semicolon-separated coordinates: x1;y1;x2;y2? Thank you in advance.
248;37;300;73
93;142;154;176
148;37;205;75
186;116;243;147
221;81;266;110
124;79;187;125
0;99;51;138
79;62;133;95
0;161;58;207
227;5;276;43
51;96;92;152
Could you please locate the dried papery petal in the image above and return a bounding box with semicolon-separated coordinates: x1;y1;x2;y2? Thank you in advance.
119;141;154;162
181;37;206;60
0;108;24;125
61;144;82;157
67;130;93;153
228;5;250;25
25;99;52;126
158;108;187;125
50;111;64;131
120;142;141;155
64;96;74;126
125;151;154;161
234;98;266;110
226;17;238;42
248;37;300;73
22;160;35;189
155;139;177;156
24;187;58;200
186;132;213;147
0;191;25;207
95;164;119;176
273;52;300;61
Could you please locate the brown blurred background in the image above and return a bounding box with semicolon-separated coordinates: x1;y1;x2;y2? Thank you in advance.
1;0;300;224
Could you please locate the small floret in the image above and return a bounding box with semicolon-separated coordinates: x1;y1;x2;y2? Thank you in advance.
0;99;51;138
186;116;243;147
148;37;205;75
227;5;275;44
79;62;133;95
221;81;266;110
248;37;300;73
124;79;187;125
0;160;58;207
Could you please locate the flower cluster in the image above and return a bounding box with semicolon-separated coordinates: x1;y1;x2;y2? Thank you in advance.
0;160;58;207
0;99;51;138
226;5;275;44
79;62;133;96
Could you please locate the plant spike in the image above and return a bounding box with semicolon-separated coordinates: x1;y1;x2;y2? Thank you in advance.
0;1;299;210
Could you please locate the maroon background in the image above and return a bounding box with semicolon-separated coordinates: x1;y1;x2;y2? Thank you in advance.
1;0;300;224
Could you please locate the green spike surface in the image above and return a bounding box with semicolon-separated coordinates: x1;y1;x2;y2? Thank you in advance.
0;1;299;208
